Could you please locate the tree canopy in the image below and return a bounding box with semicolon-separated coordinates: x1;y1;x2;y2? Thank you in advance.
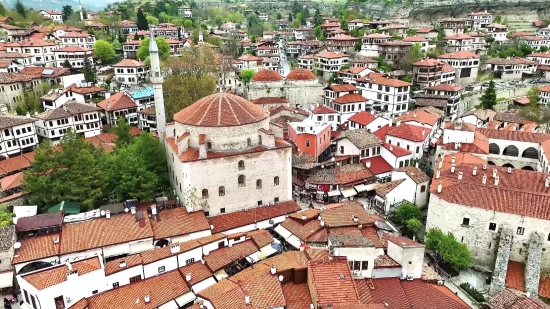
425;228;472;271
62;5;73;22
240;69;255;83
137;37;170;61
480;80;497;110
395;202;422;224
137;8;149;30
93;40;116;63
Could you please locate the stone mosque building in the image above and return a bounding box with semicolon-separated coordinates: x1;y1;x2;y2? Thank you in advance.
246;68;324;110
164;92;293;217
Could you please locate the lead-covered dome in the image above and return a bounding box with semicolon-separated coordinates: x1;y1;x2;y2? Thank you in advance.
173;92;269;127
252;69;283;82
286;68;316;81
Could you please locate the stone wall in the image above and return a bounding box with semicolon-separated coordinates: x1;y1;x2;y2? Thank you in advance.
489;225;513;296
525;231;543;297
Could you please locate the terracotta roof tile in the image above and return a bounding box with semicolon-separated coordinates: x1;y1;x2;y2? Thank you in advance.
489;288;549;309
0;172;23;191
12;233;60;264
287;68;316;81
477;128;550;143
386;123;430;142
281;282;312;309
401;280;470;309
399;109;440;126
426;83;462;92
23;256;101;290
374;255;400;267
247;229;274;248
305;164;375;186
104;254;142;276
178;261;213;286
506;260;525;291
140;240;202;265
112;59;145;67
362;156;393;175
438;51;480;59
4;39;55;47
252;69;283;82
383;142;411;157
309;258;360;306
67;83;106;94
207;201;300;233
151;207;210;240
348;111;376;126
357;72;411;88
59;211;154;255
87;270;189;309
316;51;349;59
312;105;337;114
394;167;430;183
68;298;88;309
241;274;286;308
387;235;423;248
97;93;137;111
356;278;410;307
281;217;324;242
322;201;374;227
16;211;63;232
376;179;405;197
334;93;367;104
173;92;268;127
251;97;289;105
197;278;238;300
204;239;259;272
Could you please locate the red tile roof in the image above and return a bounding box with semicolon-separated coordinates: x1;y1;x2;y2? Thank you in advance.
334;93;367;104
321;201;374;227
178;261;213;286
399;109;440;126
477;128;550;143
327;84;357;92
348;111;376;126
383;142;411;157
490;288;549;309
413;58;442;67
444;33;473;40
59;211;154;254
403;36;428;42
373;125;393;141
386;123;430;142
97;93;137;111
426;83;462;92
312;105;337;114
401;280;470;309
0;171;23;191
358;72;411;88
151;207;210;239
87;270;190;309
241;274;286;308
104;254;143;276
506;260;525;291
16;211;63;232
4;39;55;47
251;97;289;105
316;51;349;59
173;92;268;127
12;233;60;264
362;156;393;175
387;235;423;247
280;217;324;242
113;59;145;67
328;34;360;41
204;239;259;271
416;27;436;33
23;256;101;290
309;258;360;306
207;201;300;233
438;51;480;59
252;69;283;82
286;68;316;81
281;282;312;309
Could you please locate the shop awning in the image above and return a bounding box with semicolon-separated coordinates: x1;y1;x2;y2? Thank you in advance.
341;188;357;198
48;201;80;214
327;190;341;197
355;184;375;192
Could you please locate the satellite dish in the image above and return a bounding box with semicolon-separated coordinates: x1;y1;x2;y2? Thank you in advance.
124;208;129;213
100;210;106;216
13;242;21;250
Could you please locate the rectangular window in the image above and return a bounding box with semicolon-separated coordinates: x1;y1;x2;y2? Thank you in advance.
462;218;470;226
274;197;279;203
113;282;119;288
31;295;37;309
353;261;360;270
158;266;165;273
489;222;497;231
517;227;525;235
306;139;310;148
416;147;420;154
23;290;29;304
185;258;195;265
53;296;63;309
220;207;225;213
92;290;98;295
361;261;368;270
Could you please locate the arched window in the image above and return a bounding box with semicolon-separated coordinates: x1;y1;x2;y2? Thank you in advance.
219;186;225;196
259;135;262;145
247;138;251;147
503;163;515;168
522;147;539;159
256;179;262;189
202;189;209;199
489;143;500;155
274;176;279;186
238;175;246;187
207;142;212;150
238;160;245;170
503;145;519;157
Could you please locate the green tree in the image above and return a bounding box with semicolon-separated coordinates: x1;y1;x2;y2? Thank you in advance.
494;15;503;24
0;3;6;16
425;228;472;271
184;19;193;29
519;43;533;56
527;86;540;105
62;5;73;22
146;15;159;25
215;15;224;27
406;218;422;234
14;0;26;18
354;41;362;52
291;19;301;28
93;40;116;63
480;80;497;110
136;8;149;30
83;57;96;83
313;8;323;27
418;156;433;178
112;39;122;50
276;13;282;20
62;59;72;68
395;202;421;223
137;37;170;61
541;46;550;53
288;12;292;22
240;69;255;83
23;130;109;211
113;117;133;147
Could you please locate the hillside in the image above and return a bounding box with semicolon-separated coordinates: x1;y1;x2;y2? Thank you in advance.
1;0;111;11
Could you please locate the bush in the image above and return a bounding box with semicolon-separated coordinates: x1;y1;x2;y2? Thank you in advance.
395;202;422;224
460;283;485;302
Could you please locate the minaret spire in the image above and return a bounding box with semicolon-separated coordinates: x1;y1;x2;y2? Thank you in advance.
149;30;166;135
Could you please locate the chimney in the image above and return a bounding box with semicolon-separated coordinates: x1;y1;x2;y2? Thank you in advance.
320;219;325;226
389;118;393;127
352;215;358;222
119;260;126;268
492;169;497;179
151;205;157;215
438;159;443;169
482;174;487;185
26;112;30;118
473;166;477;176
483;164;487;170
458;172;463;180
437;180;442;193
271;265;277;275
365;161;371;168
436;169;441;179
170;244;180;254
130;206;136;215
301;213;307;220
144;295;150;303
413;112;417;118
422;129;425;136
451;164;455;173
105;210;111;219
390;145;393;151
185;273;192;281
396;120;401;127
451;156;456;164
495;175;499;186
545;177;550;188
245;296;251;305
507;167;512;174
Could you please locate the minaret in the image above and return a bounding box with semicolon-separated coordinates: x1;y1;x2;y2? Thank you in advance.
79;0;84;21
149;31;166;135
198;28;204;43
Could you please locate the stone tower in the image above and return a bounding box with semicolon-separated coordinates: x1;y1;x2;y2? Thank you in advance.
199;28;204;43
149;31;166;135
